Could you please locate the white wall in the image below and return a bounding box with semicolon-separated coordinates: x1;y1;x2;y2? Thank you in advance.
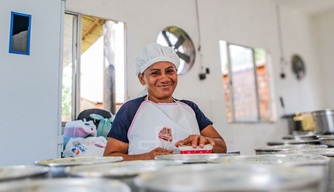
0;0;62;165
312;9;334;109
66;0;325;155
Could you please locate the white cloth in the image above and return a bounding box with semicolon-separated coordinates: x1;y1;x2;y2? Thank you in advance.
135;43;180;75
127;99;200;155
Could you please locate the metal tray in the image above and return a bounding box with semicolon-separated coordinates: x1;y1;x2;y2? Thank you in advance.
34;156;123;167
134;163;322;192
0;165;49;182
66;160;182;177
0;178;130;192
155;153;236;163
267;140;320;146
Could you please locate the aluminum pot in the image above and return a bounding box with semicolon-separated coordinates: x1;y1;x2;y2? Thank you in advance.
34;156;123;177
209;154;329;192
134;163;322;192
267;140;320;146
0;178;130;192
255;145;328;155
312;109;334;134
0;165;49;182
65;160;182;192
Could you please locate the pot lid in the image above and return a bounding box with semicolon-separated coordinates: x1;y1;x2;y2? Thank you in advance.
282;135;317;140
0;165;49;181
209;154;330;166
276;148;334;157
34;156;123;167
267;140;320;146
0;178;130;192
66;160;182;177
255;144;328;152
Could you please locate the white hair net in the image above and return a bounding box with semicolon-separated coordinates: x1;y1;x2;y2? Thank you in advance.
135;43;180;75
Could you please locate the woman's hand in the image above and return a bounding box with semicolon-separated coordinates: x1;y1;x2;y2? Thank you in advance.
144;147;173;160
175;134;215;148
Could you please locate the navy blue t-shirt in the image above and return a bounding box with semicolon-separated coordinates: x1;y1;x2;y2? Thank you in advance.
107;95;213;143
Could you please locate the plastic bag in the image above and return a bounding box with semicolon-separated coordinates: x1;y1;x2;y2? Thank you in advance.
62;136;107;157
63;120;97;148
90;114;115;140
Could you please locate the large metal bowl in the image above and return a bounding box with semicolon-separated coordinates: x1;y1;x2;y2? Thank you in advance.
66;160;182;192
0;165;49;182
155;153;237;164
209;154;329;192
275;148;334;192
255;145;328;155
34;156;123;177
0;178;130;192
134;163;322;192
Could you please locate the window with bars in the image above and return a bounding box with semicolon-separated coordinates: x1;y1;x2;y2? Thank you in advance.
219;40;274;123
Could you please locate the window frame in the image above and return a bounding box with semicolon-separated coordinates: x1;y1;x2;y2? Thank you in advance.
62;11;127;123
64;11;82;121
223;42;272;123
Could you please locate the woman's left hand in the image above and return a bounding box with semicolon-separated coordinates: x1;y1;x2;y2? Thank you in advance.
175;134;215;148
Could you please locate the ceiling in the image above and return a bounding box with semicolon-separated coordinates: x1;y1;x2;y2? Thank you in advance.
81;15;103;54
270;0;334;15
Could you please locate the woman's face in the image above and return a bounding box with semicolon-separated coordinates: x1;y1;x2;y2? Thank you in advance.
138;61;178;101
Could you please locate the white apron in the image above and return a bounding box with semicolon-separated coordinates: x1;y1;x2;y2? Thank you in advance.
127;99;200;155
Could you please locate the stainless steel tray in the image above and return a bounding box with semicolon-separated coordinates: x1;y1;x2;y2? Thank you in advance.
267;140;320;146
0;178;130;192
0;165;49;181
134;163;322;192
34;156;123;167
155;153;236;163
66;160;182;177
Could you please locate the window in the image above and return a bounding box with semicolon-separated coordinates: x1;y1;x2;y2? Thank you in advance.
61;13;125;122
219;41;274;123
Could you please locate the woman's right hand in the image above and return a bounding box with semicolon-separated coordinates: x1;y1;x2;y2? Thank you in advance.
145;147;173;160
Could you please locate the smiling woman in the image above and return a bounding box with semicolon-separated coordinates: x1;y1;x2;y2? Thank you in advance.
103;43;227;161
138;62;178;103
